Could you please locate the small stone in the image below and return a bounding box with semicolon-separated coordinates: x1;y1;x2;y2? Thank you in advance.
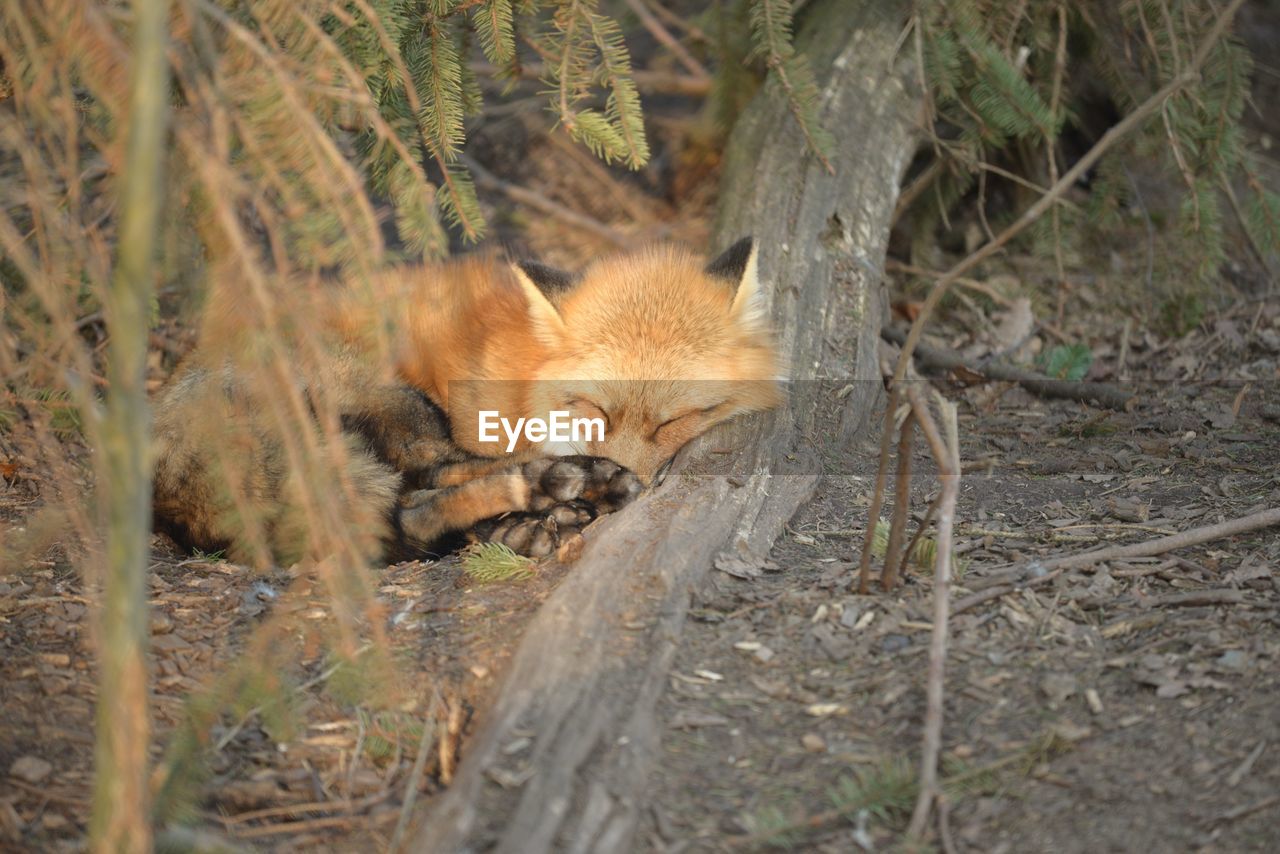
801;733;826;753
151;633;192;653
1085;688;1104;715
880;634;910;653
753;646;775;663
1215;650;1247;671
1040;672;1079;708
840;606;861;628
9;755;53;784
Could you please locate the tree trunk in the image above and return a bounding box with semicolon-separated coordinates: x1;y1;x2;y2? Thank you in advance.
410;2;917;850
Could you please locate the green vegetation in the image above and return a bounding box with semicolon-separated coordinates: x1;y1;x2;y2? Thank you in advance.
1038;342;1093;381
461;541;536;583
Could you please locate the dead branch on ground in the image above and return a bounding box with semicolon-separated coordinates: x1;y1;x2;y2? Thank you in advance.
881;325;1133;410
953;506;1280;615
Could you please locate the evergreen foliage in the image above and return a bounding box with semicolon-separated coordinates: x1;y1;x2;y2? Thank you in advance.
745;0;834;171
695;0;834;169
907;0;1274;301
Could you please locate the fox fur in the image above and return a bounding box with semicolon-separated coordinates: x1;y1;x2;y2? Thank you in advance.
151;238;782;566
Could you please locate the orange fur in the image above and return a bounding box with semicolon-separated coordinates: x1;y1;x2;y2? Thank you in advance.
152;241;782;564
349;243;783;481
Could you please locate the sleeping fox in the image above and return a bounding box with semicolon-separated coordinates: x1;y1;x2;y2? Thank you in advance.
151;238;782;566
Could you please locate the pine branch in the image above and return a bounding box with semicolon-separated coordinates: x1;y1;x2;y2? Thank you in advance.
747;0;834;173
587;11;649;168
473;0;515;65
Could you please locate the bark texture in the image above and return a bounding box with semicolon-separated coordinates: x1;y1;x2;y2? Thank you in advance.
411;1;917;849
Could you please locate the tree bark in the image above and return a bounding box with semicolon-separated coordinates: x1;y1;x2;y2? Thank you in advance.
410;2;917;850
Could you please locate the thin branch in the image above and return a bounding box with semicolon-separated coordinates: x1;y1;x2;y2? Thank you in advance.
892;157;944;225
1220;174;1277;279
901;489;943;578
904;386;960;840
91;0;169;847
643;0;709;44
389;692;442;852
460;154;632;247
882;410;916;590
886;259;1071;343
622;0;711;83
472;60;710;96
857;386;901;594
1047;1;1068;323
954;506;1280;615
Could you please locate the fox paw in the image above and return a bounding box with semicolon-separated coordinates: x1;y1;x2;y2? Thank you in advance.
477;501;596;559
521;456;643;514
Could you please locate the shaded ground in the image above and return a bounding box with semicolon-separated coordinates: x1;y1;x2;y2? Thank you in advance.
645;306;1280;852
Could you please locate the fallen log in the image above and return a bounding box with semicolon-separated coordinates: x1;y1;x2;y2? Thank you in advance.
410;2;918;850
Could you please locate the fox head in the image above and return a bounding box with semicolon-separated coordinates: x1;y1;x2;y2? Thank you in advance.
507;238;784;483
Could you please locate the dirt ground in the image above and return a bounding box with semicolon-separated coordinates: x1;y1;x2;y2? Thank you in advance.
3;76;1280;854
645;349;1280;852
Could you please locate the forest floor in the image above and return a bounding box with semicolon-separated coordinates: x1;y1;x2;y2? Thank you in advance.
3;105;1280;853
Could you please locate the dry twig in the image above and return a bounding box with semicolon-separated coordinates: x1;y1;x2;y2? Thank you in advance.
905;386;960;841
621;0;711;83
857;387;902;593
389;692;442;852
954;506;1280;615
461;154;633;248
882;409;916;590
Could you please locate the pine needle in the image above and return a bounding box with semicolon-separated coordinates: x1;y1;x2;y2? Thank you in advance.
461;542;536;584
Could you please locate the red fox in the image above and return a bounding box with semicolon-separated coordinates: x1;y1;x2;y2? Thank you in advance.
151;238;781;565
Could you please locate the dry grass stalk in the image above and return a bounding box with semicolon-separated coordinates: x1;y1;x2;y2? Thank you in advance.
902;385;960;841
89;0;170;848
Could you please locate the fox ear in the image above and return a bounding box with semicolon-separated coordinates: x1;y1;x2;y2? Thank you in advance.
515;259;579;295
707;237;766;327
511;262;569;348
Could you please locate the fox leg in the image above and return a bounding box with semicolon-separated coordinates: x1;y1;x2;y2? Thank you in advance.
467;501;597;559
398;457;643;556
458;457;645;558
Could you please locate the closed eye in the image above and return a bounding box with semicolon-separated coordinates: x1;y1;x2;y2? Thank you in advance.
652;402;727;441
567;398;609;431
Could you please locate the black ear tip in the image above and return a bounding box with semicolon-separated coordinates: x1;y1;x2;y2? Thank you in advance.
705;236;755;281
517;260;578;295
